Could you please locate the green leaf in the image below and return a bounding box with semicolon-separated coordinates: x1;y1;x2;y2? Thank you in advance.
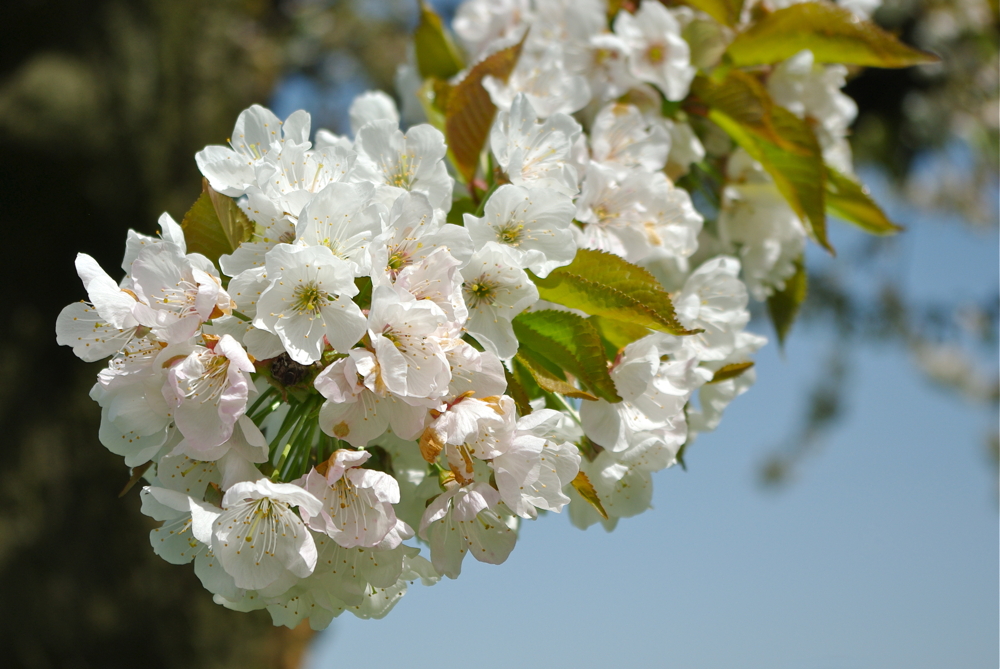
515;350;599;401
708;361;755;384
444;35;526;183
725;3;939;68
706;95;832;253
691;72;798;151
826;166;904;235
181;180;253;266
446;197;476;226
413;1;464;81
503;365;533;416
353;276;373;310
533;249;699;336
512;310;621;403
590;315;650;359
571;471;608;520
767;255;807;347
676;0;745;27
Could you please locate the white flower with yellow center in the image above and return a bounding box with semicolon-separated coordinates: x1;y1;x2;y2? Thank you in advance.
293;181;382;276
464;184;577;277
353;119;453;212
614;1;694;101
298;449;402;549
490;94;582;197
162;334;256;450
212;479;323;591
130;245;232;344
366;286;452;400
254;143;357;218
254;243;367;364
196;105;310;197
370;191;473;287
460;242;539;359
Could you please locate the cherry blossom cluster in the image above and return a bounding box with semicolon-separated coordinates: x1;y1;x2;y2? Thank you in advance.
56;0;877;628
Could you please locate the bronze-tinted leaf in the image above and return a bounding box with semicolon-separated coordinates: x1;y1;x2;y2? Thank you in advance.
444;36;526;183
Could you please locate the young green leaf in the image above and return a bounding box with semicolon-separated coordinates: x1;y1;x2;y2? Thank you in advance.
446;197;477;226
180;181;253;266
512;310;621;403
444;35;526;183
571;471;608;520
691;72;801;152
675;0;745;27
826;166;904;235
767;255;807;347
532;249;699;336
725;3;939;68
708;361;755;384
590;315;650;358
414;0;465;81
503;365;534;416
707;101;832;253
515;350;599;401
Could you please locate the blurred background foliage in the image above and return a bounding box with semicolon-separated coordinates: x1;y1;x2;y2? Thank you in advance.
0;0;994;667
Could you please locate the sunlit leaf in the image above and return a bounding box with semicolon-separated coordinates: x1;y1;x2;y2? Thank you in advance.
708;361;754;384
707;100;832;253
725;3;939;68
512;310;621;403
676;0;745;27
691;72;798;151
767;255;807;347
532;249;699;336
444;36;526;183
181;180;252;265
571;471;608;520
503;365;533;415
826;166;904;235
414;1;464;81
590;315;650;359
515;350;599;401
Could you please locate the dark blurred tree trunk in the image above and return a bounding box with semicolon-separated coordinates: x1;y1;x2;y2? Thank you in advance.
0;1;315;667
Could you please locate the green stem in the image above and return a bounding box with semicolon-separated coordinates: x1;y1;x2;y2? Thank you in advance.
247;386;278;419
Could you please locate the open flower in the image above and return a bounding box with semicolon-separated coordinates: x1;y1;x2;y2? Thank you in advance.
163;334;256;450
298;449;402;549
212;479;323;591
254;244;366;364
614;1;694;101
464;184;577;277
460;242;539;359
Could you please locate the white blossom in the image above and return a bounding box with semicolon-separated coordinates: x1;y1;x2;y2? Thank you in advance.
212;479;323;591
464;184;577;277
460;242;539;359
490;94;582;197
254;244;367;364
614;2;695;101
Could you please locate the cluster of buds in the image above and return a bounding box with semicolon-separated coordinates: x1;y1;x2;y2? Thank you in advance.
57;0;920;628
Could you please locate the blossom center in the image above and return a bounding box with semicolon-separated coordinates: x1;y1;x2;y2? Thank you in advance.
647;44;667;64
464;276;499;308
385;152;417;189
292;282;330;315
496;222;525;246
